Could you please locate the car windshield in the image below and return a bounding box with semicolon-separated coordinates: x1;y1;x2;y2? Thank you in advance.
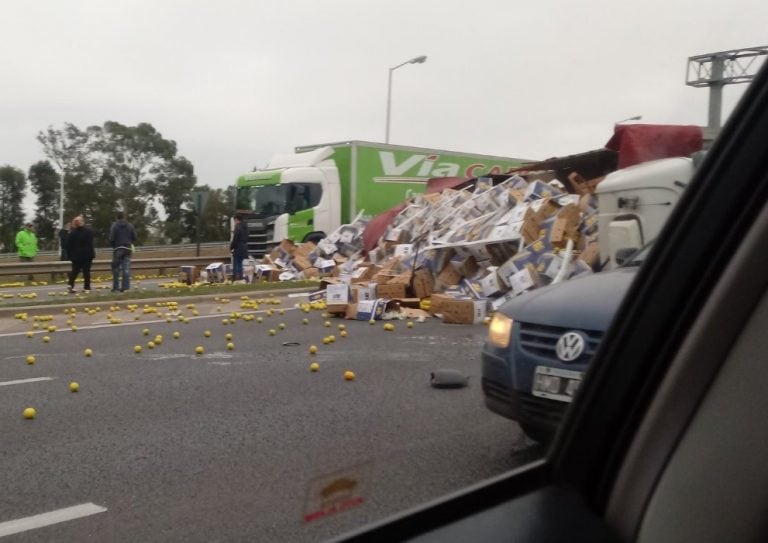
1;2;765;542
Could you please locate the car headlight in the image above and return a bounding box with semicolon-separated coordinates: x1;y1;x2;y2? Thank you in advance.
488;313;513;348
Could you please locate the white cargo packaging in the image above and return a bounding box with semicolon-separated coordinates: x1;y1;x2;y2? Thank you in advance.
355;284;377;302
510;267;537;295
326;284;350;304
480;269;506;297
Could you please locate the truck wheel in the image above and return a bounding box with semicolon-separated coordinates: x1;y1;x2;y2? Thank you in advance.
303;232;325;244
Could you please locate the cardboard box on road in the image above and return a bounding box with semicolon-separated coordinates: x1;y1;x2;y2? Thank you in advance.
376;282;408;300
441;298;487;324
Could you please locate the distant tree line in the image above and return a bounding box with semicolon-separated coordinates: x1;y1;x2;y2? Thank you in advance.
0;121;235;252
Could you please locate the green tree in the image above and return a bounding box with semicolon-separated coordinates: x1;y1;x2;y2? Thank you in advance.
0;166;27;253
27;161;60;249
37;123;99;229
37;121;199;246
156;156;197;243
197;186;232;242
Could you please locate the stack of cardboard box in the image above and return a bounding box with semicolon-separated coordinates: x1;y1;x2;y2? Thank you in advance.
257;174;601;324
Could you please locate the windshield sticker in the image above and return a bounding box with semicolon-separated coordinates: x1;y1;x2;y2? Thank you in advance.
303;462;372;523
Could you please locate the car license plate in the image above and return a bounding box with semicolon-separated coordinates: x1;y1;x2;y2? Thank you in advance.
532;366;583;403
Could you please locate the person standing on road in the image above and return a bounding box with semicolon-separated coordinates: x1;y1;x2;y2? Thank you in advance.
109;211;137;292
229;214;249;281
15;222;38;281
66;215;95;294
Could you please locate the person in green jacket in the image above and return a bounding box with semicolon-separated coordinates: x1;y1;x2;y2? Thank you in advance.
15;223;38;281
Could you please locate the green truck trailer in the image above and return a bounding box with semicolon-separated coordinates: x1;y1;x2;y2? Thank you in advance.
235;140;528;256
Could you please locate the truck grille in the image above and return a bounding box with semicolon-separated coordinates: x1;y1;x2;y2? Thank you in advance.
518;322;603;363
247;225;273;258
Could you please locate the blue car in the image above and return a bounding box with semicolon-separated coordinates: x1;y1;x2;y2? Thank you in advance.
481;246;648;442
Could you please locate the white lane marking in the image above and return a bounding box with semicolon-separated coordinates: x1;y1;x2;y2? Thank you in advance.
0;306;299;338
0;502;107;537
0;377;55;387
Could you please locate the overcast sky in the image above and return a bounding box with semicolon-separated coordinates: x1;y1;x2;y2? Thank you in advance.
2;0;766;207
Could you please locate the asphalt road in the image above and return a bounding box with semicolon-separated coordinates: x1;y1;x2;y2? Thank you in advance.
0;277;172;306
0;295;539;542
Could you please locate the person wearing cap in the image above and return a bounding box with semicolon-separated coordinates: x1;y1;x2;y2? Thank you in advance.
15;223;38;281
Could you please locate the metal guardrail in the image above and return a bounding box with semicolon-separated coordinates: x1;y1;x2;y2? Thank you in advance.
0;256;230;280
0;242;228;262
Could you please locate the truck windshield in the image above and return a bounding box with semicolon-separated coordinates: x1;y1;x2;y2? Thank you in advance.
236;183;321;215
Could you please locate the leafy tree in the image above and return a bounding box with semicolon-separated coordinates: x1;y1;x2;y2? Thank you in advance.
196;186;233;242
27;161;60;248
156;156;197;243
37;123;99;229
0;166;27;253
37;121;200;245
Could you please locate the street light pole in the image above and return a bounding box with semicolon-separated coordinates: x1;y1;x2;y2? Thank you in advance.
58;170;65;255
385;55;427;144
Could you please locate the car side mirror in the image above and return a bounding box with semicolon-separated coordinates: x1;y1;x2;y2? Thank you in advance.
615;247;638;266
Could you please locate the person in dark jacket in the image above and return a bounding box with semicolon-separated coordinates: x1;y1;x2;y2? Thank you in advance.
65;215;95;293
229;214;249;281
109;211;137;292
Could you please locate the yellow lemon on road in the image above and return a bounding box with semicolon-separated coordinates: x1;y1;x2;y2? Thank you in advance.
147;341;156;349
84;348;93;357
268;329;276;336
407;321;414;328
69;382;79;393
23;407;36;419
26;355;36;365
310;362;320;372
278;323;286;330
143;328;150;336
173;331;181;339
340;330;348;338
204;330;212;337
226;342;234;350
134;345;142;353
43;336;50;343
195;346;204;355
26;331;33;338
225;333;233;341
309;345;318;354
302;318;309;325
344;371;356;381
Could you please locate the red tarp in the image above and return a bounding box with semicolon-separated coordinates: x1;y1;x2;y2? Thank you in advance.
361;177;468;252
606;124;703;169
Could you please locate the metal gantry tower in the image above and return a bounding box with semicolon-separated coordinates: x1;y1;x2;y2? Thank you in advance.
686;46;768;134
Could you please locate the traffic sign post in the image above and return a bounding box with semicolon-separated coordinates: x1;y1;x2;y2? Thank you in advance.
192;191;209;256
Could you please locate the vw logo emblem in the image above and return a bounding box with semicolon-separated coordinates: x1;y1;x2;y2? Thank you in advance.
555;331;586;362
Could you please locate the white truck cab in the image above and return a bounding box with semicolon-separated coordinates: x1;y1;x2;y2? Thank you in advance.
597;157;694;268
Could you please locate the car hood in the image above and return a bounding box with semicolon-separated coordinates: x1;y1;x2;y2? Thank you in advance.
499;267;638;331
